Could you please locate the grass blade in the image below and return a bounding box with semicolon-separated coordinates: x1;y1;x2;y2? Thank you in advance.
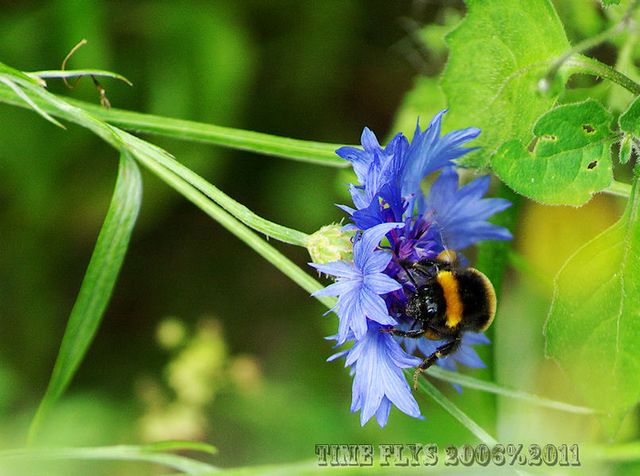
0;76;64;128
0;442;217;475
28;152;142;441
27;69;133;86
0;73;311;245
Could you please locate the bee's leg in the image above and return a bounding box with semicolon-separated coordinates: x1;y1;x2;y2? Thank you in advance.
409;259;438;278
380;327;425;338
398;260;420;289
412;336;462;389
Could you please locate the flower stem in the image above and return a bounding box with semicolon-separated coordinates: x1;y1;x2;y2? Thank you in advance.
427;366;595;415
413;375;497;445
542;0;639;90
566;54;640;96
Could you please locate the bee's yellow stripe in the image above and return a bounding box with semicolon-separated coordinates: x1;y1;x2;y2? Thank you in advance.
437;271;463;328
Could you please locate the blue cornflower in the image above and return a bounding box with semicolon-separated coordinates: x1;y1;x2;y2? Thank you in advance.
311;111;512;427
401;111;481;201
425;167;512;250
330;322;422;427
310;222;405;344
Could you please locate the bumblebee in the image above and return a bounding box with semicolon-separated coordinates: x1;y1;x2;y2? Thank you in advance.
383;250;496;389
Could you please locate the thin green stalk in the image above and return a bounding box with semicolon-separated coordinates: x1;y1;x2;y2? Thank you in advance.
413;375;497;445
85;102;345;166
543;0;639;87
427;366;595;415
566;54;640;96
123;134;309;246
7;57;328;298
0;63;346;167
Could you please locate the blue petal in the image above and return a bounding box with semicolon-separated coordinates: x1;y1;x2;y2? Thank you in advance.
336;146;372;184
309;260;357;279
361;251;393;274
464;332;491;345
374;397;392;427
353;222;404;267
361;127;381;152
452;344;486;368
364;273;402;295
312;279;356;297
339;323;422;426
360;292;396;326
401;111;480;199
426;169;512;249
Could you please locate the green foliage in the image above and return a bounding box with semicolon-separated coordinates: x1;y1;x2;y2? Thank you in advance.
616;96;640;165
602;0;622;5
441;0;570;168
619;134;633;164
619;94;640;137
5;0;640;470
545;179;640;435
29;152;142;439
492;99;615;206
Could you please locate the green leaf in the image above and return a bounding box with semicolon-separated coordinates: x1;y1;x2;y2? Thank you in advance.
619;134;633;165
619;94;640;137
441;0;570;168
545;178;640;435
29;152;142;440
492;99;615;206
602;0;621;5
0;442;217;475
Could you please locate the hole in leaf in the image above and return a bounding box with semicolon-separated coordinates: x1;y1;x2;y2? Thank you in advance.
582;124;595;134
542;134;557;142
587;160;598;169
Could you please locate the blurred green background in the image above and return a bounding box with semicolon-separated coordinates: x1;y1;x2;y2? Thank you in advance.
0;1;634;474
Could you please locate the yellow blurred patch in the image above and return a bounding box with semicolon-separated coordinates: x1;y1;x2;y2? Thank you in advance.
517;195;622;292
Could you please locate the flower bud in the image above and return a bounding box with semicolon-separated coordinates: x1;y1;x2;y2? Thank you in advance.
307;224;354;264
